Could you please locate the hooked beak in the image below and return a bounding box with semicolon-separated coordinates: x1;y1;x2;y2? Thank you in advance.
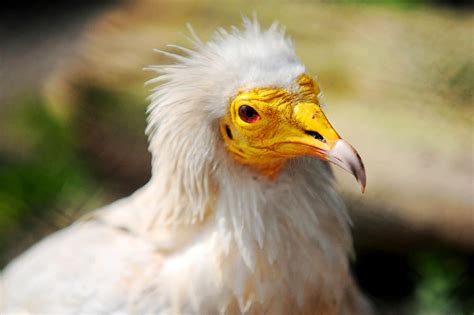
327;140;366;192
277;102;366;192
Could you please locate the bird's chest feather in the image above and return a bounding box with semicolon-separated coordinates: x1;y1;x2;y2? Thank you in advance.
127;223;348;315
110;160;353;314
127;184;351;314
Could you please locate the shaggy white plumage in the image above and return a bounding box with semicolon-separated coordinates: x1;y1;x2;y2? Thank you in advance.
0;18;371;314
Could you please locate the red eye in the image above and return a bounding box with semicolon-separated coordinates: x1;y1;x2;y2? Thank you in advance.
238;105;261;123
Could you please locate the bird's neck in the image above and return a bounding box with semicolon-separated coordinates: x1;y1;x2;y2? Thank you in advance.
138;153;352;263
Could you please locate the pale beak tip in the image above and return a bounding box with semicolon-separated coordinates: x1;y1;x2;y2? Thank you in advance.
328;139;367;193
355;157;366;193
359;168;366;193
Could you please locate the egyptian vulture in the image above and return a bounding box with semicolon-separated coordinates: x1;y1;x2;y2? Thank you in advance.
0;18;371;314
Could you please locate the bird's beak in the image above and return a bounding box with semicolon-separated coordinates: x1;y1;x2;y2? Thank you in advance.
277;102;366;192
327;140;366;192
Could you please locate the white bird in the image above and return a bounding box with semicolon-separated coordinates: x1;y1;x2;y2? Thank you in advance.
1;18;371;314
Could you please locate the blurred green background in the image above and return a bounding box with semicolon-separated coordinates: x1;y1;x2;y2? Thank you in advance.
0;0;473;314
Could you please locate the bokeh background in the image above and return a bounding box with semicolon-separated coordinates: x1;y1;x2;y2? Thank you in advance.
1;0;473;314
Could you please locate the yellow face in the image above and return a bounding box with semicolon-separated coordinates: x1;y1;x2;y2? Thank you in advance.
220;74;366;190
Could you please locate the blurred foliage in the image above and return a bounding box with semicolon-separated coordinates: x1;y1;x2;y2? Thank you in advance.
71;83;150;194
340;0;472;9
0;96;100;266
412;251;474;315
341;0;432;8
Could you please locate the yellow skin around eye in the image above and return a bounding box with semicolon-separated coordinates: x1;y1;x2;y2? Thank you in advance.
220;74;342;178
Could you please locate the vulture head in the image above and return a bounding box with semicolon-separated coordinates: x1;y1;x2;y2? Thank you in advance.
146;18;365;195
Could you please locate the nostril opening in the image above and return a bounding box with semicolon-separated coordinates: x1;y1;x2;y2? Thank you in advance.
305;130;326;143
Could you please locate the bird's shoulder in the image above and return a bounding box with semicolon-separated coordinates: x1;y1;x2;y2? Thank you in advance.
1;212;161;314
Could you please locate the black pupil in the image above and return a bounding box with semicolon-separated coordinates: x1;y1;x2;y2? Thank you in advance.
240;105;257;118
